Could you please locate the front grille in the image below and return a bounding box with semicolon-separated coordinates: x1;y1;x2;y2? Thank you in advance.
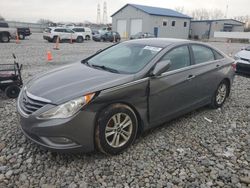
21;91;49;115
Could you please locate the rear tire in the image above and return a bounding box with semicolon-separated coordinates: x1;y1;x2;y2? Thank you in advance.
210;80;230;109
85;35;90;40
95;104;138;155
0;33;10;43
5;85;20;98
76;36;84;43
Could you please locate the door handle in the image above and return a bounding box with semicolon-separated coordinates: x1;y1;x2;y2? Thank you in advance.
187;75;195;80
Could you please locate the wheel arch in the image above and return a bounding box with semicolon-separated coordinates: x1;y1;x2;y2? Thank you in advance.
94;101;145;138
222;77;231;97
0;31;10;37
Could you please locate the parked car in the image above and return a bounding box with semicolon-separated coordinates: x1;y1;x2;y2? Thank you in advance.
130;32;155;39
0;22;17;43
72;27;92;40
91;29;99;36
0;22;31;41
17;39;235;155
234;46;250;76
43;27;84;43
93;31;120;42
17;27;32;40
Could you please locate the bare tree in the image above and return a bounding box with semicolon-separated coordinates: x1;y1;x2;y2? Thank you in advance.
234;15;249;23
210;9;224;19
37;19;53;25
190;8;224;20
191;9;210;20
175;7;185;14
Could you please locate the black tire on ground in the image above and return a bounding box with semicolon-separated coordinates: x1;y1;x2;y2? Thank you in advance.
76;36;84;43
5;85;20;98
95;104;138;155
0;33;10;43
19;33;25;40
100;38;104;42
210;80;230;109
85;35;90;40
116;38;120;42
53;36;59;43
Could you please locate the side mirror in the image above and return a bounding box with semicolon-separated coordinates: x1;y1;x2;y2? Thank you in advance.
152;60;171;76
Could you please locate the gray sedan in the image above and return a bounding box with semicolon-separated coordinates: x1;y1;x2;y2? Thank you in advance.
17;39;235;155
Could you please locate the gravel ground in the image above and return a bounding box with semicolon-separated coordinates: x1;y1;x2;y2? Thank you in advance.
0;34;250;187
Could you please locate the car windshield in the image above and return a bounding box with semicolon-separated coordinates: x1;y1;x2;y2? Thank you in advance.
245;46;250;51
87;43;162;74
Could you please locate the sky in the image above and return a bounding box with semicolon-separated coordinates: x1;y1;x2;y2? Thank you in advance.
0;0;249;23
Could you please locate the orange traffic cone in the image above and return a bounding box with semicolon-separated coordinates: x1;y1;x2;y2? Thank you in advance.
16;31;20;44
53;36;60;50
47;51;52;61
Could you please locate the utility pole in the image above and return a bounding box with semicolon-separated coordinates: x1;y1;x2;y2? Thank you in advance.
103;1;108;24
97;3;101;24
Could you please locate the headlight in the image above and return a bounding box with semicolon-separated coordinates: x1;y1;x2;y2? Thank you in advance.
38;93;95;119
234;54;240;60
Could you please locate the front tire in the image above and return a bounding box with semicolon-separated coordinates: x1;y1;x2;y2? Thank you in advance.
211;80;230;108
95;104;138;155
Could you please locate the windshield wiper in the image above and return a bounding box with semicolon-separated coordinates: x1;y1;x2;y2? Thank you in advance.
91;64;120;73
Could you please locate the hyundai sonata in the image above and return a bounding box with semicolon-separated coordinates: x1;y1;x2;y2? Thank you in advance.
17;38;235;155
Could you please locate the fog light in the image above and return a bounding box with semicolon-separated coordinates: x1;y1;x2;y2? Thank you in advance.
40;136;75;146
48;137;73;144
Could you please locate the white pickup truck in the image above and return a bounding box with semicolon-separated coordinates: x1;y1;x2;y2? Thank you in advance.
0;22;17;43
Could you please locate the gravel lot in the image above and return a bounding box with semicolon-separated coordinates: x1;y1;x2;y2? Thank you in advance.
0;34;250;188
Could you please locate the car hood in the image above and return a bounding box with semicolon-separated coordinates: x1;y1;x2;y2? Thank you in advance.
26;62;134;104
236;50;250;60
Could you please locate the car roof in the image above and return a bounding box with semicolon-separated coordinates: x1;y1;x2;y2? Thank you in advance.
124;38;190;48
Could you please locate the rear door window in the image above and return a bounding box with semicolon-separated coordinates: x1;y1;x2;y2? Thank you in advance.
213;50;224;60
161;45;191;71
191;45;215;64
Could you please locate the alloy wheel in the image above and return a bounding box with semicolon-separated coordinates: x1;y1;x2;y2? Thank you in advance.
105;113;133;148
216;83;227;105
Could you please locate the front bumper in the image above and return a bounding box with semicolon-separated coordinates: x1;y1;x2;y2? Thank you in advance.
236;60;250;76
17;92;96;153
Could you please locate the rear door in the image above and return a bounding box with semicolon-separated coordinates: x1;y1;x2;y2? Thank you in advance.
189;44;226;103
64;29;74;40
149;45;197;124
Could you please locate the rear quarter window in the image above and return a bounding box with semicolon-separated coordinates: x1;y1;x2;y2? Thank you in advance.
191;45;215;64
213;50;224;60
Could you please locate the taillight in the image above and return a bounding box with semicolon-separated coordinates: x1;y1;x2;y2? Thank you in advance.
232;62;237;72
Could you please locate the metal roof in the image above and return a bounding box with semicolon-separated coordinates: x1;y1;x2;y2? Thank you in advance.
191;19;245;24
111;4;192;19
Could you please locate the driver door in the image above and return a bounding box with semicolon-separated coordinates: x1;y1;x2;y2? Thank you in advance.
149;45;196;125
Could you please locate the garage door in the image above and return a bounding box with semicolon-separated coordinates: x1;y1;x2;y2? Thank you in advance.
130;19;142;35
117;20;127;38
